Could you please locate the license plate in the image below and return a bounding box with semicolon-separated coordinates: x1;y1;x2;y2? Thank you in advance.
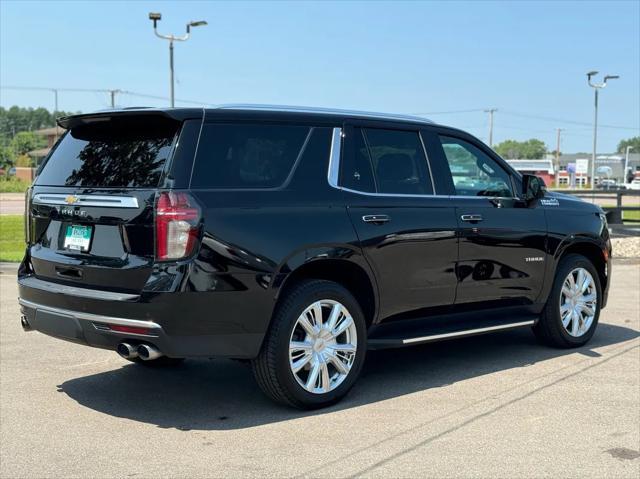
63;225;92;252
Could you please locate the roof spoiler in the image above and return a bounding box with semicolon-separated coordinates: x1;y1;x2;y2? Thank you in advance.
57;108;203;129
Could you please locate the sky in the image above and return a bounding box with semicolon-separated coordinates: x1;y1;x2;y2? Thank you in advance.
1;0;639;153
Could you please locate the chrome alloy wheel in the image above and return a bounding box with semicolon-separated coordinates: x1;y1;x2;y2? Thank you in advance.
560;267;597;337
289;300;358;394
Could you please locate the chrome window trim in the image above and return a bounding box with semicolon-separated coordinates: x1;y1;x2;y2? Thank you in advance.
327;127;342;188
417;131;436;194
327;127;437;198
32;193;139;208
327;127;518;201
18;298;162;330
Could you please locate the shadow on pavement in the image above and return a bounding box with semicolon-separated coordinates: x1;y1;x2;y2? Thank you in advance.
57;322;639;431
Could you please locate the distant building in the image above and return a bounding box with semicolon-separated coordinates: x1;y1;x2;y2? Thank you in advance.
507;153;640;187
27;126;65;165
505;159;554;185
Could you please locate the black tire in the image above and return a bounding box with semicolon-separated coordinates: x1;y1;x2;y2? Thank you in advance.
252;280;367;409
533;253;601;348
123;356;185;367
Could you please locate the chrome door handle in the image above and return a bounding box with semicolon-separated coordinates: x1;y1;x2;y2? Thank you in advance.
362;214;390;224
460;214;483;222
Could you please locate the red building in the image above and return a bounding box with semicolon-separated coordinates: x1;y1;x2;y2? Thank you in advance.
505;159;555;186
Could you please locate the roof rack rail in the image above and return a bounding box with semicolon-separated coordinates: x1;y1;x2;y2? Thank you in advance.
214;104;433;124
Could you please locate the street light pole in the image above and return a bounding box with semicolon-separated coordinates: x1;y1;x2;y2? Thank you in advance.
148;13;207;108
555;128;563;188
586;71;619;190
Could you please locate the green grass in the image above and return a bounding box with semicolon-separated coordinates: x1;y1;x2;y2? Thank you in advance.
0;215;25;262
0;178;31;193
599;204;640;223
622;210;640;221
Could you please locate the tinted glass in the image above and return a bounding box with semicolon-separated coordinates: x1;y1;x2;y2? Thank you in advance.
364;128;433;195
341;128;376;193
191;123;310;189
439;136;513;197
36;118;178;188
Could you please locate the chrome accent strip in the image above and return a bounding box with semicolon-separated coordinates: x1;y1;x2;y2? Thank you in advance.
18;298;162;330
32;193;139;208
19;276;140;301
401;320;535;345
215;104;433;125
418;131;436;194
327;128;342;188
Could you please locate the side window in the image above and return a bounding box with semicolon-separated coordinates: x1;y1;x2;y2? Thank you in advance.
365;128;433;195
191;123;309;189
439;135;513;197
340;128;376;192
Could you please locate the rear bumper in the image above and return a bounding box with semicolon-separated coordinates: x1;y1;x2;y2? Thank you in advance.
18;276;268;359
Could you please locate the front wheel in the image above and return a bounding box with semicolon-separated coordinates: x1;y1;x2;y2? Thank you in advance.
533;254;601;348
252;280;367;409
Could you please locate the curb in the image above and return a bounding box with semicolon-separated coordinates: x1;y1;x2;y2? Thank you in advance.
0;262;18;274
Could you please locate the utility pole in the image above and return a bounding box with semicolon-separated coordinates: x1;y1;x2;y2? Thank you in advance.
52;88;59;139
108;89;121;108
51;89;58;114
555;128;563;188
484;108;497;147
148;13;207;108
586;71;619;190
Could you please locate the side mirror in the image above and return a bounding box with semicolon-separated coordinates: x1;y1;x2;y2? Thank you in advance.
522;174;546;202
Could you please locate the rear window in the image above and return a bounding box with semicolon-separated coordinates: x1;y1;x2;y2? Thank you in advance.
36;117;179;188
190;123;310;189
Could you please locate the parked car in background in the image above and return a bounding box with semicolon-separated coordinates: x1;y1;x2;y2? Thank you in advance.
18;106;611;409
597;179;625;190
626;178;640;190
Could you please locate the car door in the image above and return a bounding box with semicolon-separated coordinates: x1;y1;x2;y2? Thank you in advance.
337;123;459;322
431;130;547;308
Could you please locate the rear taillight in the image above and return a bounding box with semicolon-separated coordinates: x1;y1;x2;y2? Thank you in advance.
155;191;201;261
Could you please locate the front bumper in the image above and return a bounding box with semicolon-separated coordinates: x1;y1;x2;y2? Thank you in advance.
18;276;266;359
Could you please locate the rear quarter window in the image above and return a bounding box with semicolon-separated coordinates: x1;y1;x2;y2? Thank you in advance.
190;123;310;189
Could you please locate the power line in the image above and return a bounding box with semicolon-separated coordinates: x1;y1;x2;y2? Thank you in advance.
3;85;639;133
411;108;487;116
0;85;216;109
501;110;639;131
119;90;215;106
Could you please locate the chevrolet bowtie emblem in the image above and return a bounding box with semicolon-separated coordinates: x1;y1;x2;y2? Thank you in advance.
65;195;79;205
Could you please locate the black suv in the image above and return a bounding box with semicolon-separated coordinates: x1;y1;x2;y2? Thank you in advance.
19;106;611;409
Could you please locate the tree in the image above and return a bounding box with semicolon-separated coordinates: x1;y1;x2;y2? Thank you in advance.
617;137;640;153
0;106;76;146
10;131;43;156
0;145;14;169
494;139;547;159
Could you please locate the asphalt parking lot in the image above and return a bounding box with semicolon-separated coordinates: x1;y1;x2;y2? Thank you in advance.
1;262;639;478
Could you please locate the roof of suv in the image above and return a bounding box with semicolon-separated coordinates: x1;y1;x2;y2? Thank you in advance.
57;104;434;129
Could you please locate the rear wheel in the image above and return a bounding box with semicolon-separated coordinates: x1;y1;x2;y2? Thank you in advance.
252;280;367;409
533;254;601;348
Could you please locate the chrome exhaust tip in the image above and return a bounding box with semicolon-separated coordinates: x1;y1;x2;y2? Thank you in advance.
137;343;163;361
20;315;33;332
117;342;138;360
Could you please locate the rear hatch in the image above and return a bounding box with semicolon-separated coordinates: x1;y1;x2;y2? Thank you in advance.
25;111;193;293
